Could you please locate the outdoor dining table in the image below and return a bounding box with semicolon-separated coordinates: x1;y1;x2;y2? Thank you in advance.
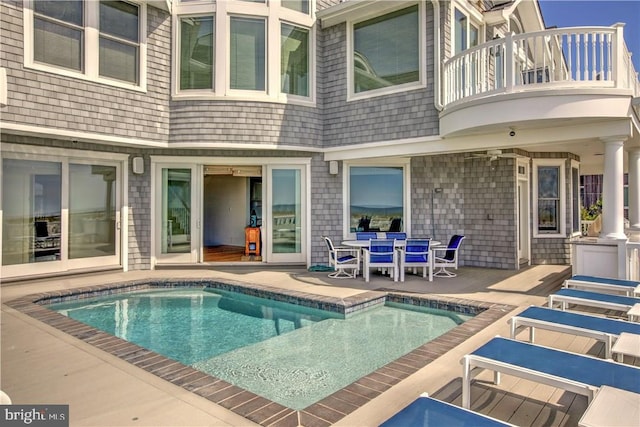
341;239;441;248
341;239;442;281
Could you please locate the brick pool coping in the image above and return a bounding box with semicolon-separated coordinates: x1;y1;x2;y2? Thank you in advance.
5;278;516;427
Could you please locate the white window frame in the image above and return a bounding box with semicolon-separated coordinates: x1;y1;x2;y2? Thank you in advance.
171;0;316;106
23;0;147;92
532;158;566;238
176;14;216;93
451;3;482;54
343;159;411;239
346;2;426;102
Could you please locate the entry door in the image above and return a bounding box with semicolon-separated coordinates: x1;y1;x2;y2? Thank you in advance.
156;166;199;263
266;166;306;263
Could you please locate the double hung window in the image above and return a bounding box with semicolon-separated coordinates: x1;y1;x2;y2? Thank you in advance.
27;0;145;88
99;1;140;84
33;0;84;72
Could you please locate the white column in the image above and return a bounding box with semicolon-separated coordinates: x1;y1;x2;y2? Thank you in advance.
628;149;640;229
601;137;627;239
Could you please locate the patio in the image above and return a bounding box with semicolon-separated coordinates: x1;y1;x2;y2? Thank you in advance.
2;264;636;426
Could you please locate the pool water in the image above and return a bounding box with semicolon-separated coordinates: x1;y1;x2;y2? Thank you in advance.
51;288;471;410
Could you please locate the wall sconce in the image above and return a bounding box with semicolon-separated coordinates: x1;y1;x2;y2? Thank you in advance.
132;156;144;175
329;160;339;175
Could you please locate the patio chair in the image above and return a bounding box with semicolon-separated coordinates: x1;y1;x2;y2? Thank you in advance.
380;393;513;427
385;232;407;240
564;275;640;296
356;231;378;240
509;306;640;359
398;238;432;282
322;236;360;279
461;336;640;409
432;235;465;277
362;238;398;283
548;288;640;315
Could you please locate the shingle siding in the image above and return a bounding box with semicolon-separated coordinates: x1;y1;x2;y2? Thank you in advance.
320;5;440;147
0;1;172;143
169;101;322;147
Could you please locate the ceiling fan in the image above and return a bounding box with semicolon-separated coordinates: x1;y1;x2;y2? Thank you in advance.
464;149;520;162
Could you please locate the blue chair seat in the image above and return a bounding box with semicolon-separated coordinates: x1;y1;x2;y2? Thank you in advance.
510;306;640;358
380;394;512;427
462;336;640;409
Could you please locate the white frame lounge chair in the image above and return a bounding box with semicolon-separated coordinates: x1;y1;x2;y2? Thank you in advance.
397;238;432;282
564;275;640;296
322;236;360;278
548;288;640;314
380;393;513;427
461;336;640;409
362;238;398;283
509;306;640;359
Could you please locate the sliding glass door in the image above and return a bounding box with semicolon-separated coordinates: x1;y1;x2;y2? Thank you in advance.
1;155;122;278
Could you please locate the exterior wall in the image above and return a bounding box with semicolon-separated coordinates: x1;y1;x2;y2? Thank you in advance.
0;1;172;143
169;101;322;147
320;6;440;148
309;154;343;265
463;157;518;269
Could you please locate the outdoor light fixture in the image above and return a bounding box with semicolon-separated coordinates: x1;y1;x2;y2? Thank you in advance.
329;160;339;175
132;156;144;175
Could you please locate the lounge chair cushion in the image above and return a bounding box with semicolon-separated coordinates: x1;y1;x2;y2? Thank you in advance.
380;395;511;427
470;337;640;394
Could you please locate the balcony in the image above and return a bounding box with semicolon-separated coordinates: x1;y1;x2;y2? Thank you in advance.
441;25;639;136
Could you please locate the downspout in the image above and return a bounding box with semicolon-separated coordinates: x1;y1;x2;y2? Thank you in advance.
431;0;443;111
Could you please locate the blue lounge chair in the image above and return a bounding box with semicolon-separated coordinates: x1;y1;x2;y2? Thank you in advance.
380;393;513;427
509;306;640;358
548;288;640;315
564;275;640;296
461;336;640;409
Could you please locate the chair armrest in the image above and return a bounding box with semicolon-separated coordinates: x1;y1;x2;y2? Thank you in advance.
431;246;450;254
334;246;360;257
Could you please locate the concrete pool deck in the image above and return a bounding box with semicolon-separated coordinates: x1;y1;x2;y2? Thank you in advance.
2;264;622;426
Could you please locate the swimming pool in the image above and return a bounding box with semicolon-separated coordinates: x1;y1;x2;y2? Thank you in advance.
50;287;472;410
8;279;513;426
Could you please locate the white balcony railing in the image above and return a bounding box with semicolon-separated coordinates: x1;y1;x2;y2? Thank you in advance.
443;25;640;108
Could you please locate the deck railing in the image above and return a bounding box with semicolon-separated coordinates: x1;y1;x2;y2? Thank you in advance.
443;25;639;107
